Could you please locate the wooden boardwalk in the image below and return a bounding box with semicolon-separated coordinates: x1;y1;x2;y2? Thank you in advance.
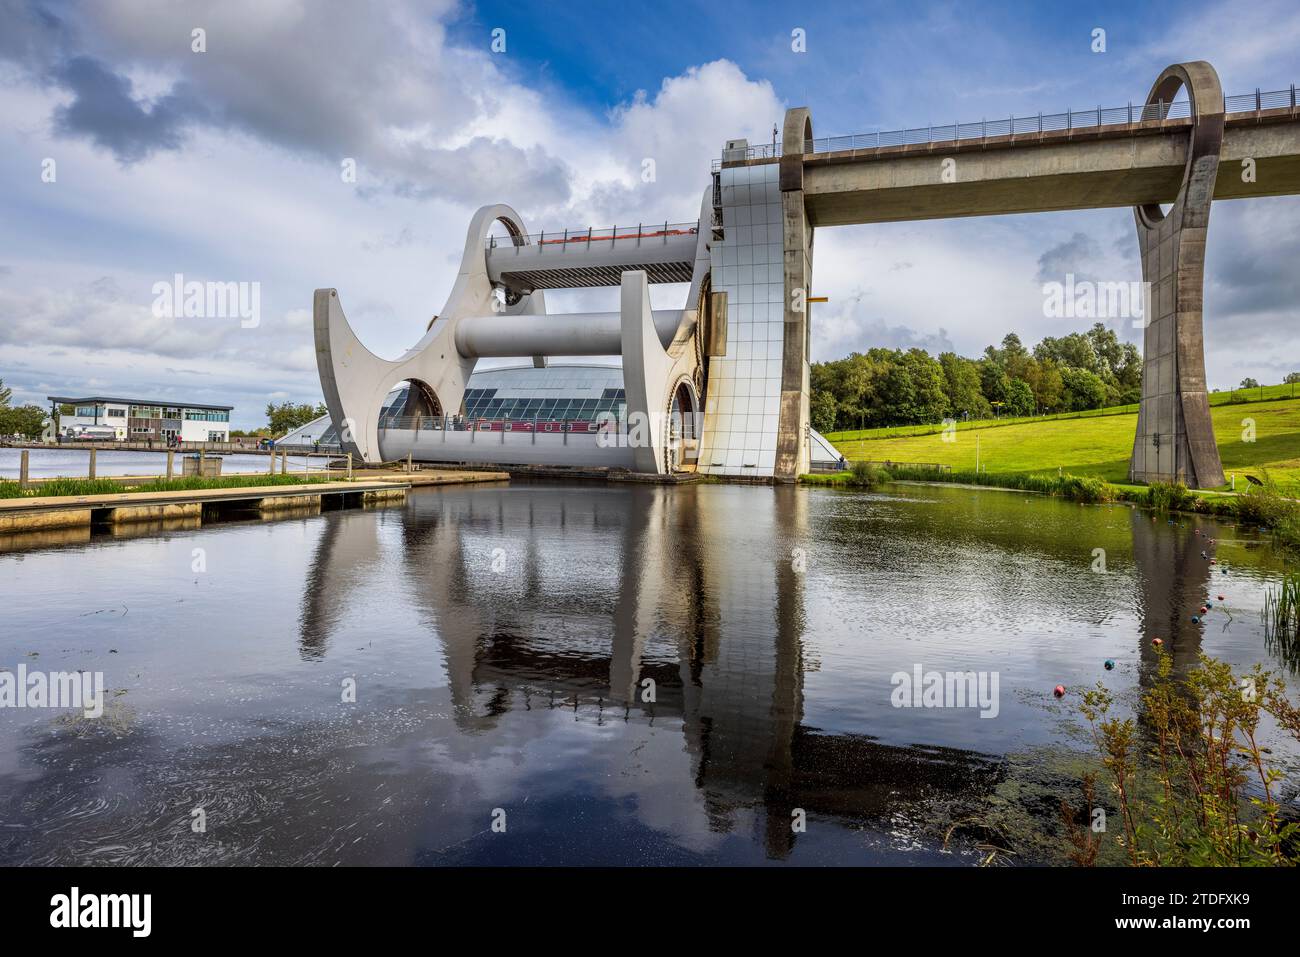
0;480;410;532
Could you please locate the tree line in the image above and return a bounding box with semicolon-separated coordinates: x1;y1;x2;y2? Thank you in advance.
264;400;327;437
811;322;1145;433
0;379;46;438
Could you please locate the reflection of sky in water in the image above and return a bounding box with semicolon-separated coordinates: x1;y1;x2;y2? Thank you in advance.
0;483;1294;865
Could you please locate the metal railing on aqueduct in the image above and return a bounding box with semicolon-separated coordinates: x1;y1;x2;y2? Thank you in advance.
715;85;1300;166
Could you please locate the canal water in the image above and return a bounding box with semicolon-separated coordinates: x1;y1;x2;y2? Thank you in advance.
0;447;328;479
0;483;1296;865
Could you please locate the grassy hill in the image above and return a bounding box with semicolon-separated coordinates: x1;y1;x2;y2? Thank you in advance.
825;395;1300;492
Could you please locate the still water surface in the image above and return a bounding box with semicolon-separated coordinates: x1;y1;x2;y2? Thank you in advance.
0;483;1295;864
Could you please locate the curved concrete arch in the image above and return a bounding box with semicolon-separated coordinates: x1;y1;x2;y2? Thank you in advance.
1136;61;1225;228
314;204;546;462
664;373;701;473
1129;61;1226;488
620;271;703;473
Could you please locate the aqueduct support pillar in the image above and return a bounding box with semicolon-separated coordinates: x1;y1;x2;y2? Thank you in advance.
776;107;814;483
1129;61;1226;489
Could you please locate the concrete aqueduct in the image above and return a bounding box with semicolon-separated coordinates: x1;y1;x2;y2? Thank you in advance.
316;60;1300;486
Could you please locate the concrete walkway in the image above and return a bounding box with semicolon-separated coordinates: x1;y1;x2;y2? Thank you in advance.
0;480;403;515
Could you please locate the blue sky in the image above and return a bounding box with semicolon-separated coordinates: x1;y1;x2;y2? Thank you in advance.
0;0;1298;429
455;1;1220;130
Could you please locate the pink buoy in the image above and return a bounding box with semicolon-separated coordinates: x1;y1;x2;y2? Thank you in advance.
1053;685;1066;698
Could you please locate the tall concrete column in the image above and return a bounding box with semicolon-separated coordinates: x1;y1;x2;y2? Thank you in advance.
776;108;814;483
1130;62;1226;489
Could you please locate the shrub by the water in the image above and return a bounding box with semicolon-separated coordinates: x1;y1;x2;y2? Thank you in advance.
848;460;888;490
1146;480;1197;512
1056;474;1113;504
881;466;1116;503
1235;480;1297;529
1070;652;1300;866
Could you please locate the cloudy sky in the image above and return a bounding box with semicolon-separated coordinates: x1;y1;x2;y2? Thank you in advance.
1;0;1298;428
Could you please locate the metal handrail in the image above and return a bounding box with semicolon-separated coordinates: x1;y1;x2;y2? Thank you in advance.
485;222;699;250
714;83;1299;167
375;412;703;436
376;415;616;433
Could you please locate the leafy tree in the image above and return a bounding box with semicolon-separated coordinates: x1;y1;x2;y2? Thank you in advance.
939;352;991;419
898;348;949;423
0;404;47;438
1115;341;1142;394
1035;332;1101;376
266;401;327;436
810;390;837;433
978;359;1010;408
1240;377;1261;389
984;332;1033;378
1031;358;1065;413
0;378;11;407
1004;378;1036;417
1060;366;1108;411
1285;372;1300;385
1084;322;1127;383
867;349;948;425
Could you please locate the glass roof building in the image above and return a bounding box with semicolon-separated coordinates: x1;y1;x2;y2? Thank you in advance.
458;365;625;422
278;364;624;447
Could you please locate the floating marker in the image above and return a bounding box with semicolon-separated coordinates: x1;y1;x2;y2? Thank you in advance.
1104;659;1115;670
1218;594;1225;601
1192;615;1200;623
1053;685;1066;698
1152;638;1164;647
